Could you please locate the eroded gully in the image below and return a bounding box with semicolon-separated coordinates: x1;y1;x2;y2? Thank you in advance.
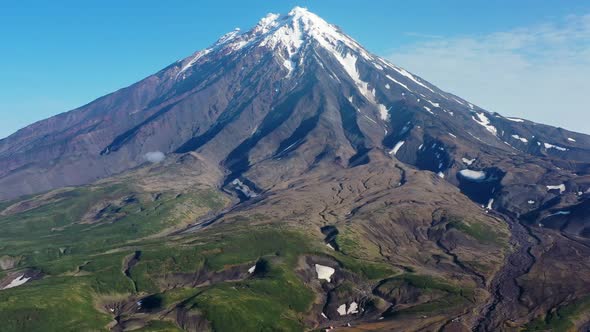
473;211;538;331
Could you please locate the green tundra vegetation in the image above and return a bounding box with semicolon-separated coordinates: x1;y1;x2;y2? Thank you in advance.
0;182;409;331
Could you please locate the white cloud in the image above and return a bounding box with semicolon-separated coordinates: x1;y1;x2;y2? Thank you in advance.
386;14;590;134
144;151;165;163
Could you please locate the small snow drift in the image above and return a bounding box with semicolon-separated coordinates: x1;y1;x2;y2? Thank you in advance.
144;151;165;163
347;302;359;314
486;198;494;210
457;167;505;206
543;143;568;152
506;117;524;122
315;264;335;282
547;210;571;217
458;169;487;181
2;274;31;290
472;112;497;135
462;157;476;166
336;302;360;316
337;304;347;316
547;184;566;194
511;134;528;143
389;141;405;156
231;179;258;199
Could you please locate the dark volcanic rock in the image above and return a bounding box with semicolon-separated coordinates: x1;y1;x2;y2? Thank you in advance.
2;8;589;205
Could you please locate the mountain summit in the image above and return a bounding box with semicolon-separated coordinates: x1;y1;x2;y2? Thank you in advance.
4;7;587;202
1;7;590;331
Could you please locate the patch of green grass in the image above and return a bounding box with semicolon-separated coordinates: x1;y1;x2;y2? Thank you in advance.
394;294;468;315
133;320;183;332
158;287;203;307
336;254;398;280
0;186;226;271
396;274;468;294
0;276;112;332
130;227;314;293
0;184;229;331
0;181;411;332
184;263;313;332
447;217;504;246
333;225;381;260
124;226;318;331
525;296;590;331
379;273;474;316
200;228;311;270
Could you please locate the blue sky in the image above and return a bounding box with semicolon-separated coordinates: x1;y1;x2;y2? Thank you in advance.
1;0;589;138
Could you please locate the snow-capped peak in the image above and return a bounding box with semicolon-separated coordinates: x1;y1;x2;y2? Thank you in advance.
173;7;445;122
252;13;282;34
288;6;310;16
177;7;375;78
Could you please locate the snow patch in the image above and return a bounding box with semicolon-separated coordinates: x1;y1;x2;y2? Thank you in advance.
347;302;359;314
506;117;524;122
486;198;494;210
336;302;359;316
459;169;487;181
472;112;497;135
452;97;466;106
385;83;390;89
437;172;445;178
568;137;576;142
543;143;568;151
547;211;571;217
511;134;528;143
528;200;535;204
462;158;476;166
426;100;440;108
423;106;434;115
385;75;412;92
231;179;258;198
391;66;436;93
337;304;347;316
546;184;566;194
390;141;405;156
2;275;31;290
332;52;389;120
315;264;335;282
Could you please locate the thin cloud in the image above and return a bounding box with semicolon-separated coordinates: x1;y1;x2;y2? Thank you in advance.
387;14;590;134
403;32;444;40
144;151;165;163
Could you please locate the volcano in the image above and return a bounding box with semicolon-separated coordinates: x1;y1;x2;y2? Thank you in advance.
1;7;590;332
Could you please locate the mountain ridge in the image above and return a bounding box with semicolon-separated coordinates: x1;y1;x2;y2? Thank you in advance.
2;7;588;202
